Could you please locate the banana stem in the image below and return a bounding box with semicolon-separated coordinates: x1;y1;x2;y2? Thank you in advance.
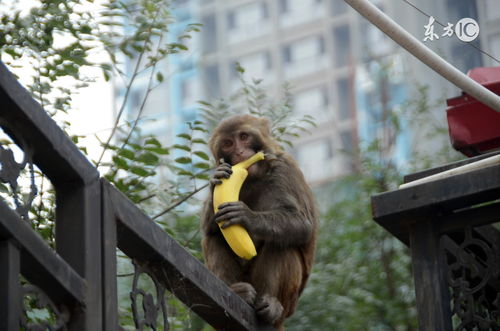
236;151;265;169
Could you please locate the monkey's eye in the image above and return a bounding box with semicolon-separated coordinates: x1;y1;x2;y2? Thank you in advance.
240;132;249;141
222;139;233;149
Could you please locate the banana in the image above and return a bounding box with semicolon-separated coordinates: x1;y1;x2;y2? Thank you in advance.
213;151;265;260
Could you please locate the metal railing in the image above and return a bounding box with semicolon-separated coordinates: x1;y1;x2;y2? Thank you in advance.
371;152;500;330
0;60;274;330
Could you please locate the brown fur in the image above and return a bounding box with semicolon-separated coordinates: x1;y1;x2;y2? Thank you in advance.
201;114;318;329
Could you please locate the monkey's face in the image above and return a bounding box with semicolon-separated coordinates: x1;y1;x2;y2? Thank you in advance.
209;114;281;178
221;130;258;164
219;130;263;177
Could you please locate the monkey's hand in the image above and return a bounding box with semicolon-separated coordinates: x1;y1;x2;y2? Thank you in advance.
230;282;257;306
210;159;232;187
255;295;284;325
214;201;257;231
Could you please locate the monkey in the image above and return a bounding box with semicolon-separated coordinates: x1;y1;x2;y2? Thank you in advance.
200;114;318;330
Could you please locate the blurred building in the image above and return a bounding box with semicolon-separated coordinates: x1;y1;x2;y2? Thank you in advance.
127;0;500;187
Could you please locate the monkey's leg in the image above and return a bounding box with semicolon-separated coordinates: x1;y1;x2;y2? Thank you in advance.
203;236;256;305
202;235;244;285
249;246;303;328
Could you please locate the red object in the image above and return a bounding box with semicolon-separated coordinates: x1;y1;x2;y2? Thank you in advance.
446;67;500;157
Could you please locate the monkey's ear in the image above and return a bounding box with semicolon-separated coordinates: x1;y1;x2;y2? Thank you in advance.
208;137;218;161
258;117;272;136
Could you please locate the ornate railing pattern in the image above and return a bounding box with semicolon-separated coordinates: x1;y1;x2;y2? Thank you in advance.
0;60;274;330
372;152;500;331
444;226;499;330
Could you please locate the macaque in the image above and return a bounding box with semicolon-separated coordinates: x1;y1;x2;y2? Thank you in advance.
201;114;318;330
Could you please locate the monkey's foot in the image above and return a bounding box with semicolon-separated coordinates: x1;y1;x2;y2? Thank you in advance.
255;295;284;325
230;282;257;306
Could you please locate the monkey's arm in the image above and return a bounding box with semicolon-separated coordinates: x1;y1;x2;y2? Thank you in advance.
201;197;219;235
214;155;315;247
215;199;313;247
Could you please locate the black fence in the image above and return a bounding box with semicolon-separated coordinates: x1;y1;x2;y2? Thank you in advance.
372;152;500;330
0;60;274;330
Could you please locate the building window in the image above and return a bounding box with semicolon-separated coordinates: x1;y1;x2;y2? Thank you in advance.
451;43;483;73
294;86;329;121
296;137;335;182
283;37;325;63
340;130;353;153
202;64;220;98
336;78;352;121
281;0;323;13
331;0;348;15
282;35;327;78
279;0;325;27
485;0;500;20
446;0;478;22
181;76;200;109
227;2;270;43
201;14;216;54
333;25;351;68
362;21;391;58
491;34;500;65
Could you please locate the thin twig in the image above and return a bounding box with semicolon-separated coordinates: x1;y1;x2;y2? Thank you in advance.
139;167;212;204
96;9;162;168
118;33;165;151
152;183;209;220
182;227;201;248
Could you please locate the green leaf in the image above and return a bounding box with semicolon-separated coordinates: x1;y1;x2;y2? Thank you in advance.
119;149;135;160
114;179;127;192
192;138;206;145
192;126;208;133
193;162;210;169
173;144;190;152
235;62;245;73
156;71;164;83
170;43;188;51
145;147;169;155
197;100;212;107
195;173;210;180
178;170;193;177
130;166;149;177
175;157;191;164
193;151;209;161
145;137;161;147
131;44;144;52
177;133;191;140
112;155;129;170
138;152;159;165
0;183;9;193
128;143;142;151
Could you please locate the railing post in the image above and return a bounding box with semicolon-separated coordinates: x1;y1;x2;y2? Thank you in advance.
55;180;102;330
0;240;21;331
101;179;118;331
409;220;452;331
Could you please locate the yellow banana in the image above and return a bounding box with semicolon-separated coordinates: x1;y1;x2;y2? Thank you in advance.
213;151;265;260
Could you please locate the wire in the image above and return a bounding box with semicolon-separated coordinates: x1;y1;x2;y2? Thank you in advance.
401;0;500;64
